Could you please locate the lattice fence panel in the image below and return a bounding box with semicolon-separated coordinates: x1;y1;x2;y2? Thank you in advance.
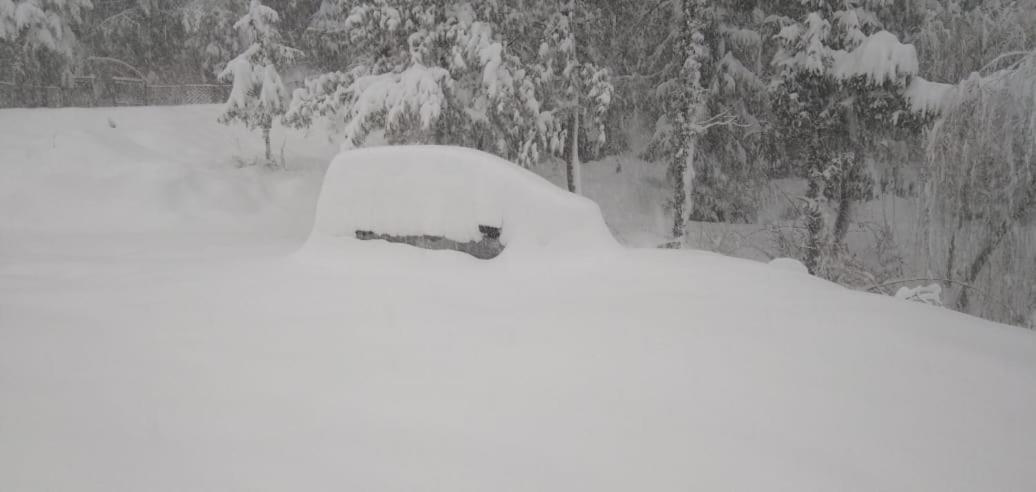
0;79;232;109
0;82;13;108
150;84;230;106
68;77;98;107
112;78;146;106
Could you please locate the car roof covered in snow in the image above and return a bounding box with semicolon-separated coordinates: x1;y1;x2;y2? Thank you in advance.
306;145;619;260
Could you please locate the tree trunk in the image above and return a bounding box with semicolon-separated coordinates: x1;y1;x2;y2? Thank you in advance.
832;185;852;245
671;139;696;243
803;195;824;275
671;157;686;240
567;111;581;194
263;124;272;163
802;135;824;274
561;0;581;194
680;140;695;243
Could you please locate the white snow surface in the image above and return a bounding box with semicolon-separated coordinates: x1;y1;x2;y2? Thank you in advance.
768;257;809;275
833;30;919;84
306;145;618;260
904;75;955;115
2;106;1036;492
896;283;944;307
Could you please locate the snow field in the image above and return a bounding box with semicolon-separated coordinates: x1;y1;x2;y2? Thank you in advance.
1;105;1035;491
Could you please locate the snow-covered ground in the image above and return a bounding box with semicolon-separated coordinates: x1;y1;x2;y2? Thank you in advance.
2;105;1036;491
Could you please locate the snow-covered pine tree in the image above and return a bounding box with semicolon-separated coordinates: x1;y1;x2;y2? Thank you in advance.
693;1;769;225
915;0;1036;86
769;0;922;277
536;0;613;194
86;0;189;83
663;0;710;242
288;2;493;152
218;0;300;164
182;0;244;82
0;0;93;89
770;7;844;273
640;0;768;244
646;0;742;243
286;1;582;170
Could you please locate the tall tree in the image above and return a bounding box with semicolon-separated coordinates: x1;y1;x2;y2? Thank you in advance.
537;0;612;194
84;0;199;82
643;0;766;243
915;0;1036;85
923;49;1036;323
769;0;922;277
663;0;711;242
219;0;301;163
183;0;246;82
287;0;609;171
0;0;93;88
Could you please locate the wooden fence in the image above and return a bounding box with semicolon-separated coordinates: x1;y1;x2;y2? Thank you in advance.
0;76;232;109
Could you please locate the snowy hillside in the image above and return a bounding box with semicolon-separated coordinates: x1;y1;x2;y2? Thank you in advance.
2;106;1036;491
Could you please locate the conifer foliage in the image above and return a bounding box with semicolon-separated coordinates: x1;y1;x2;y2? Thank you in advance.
285;0;612;181
660;0;711;242
769;0;922;277
286;1;553;166
0;0;93;86
218;0;301;164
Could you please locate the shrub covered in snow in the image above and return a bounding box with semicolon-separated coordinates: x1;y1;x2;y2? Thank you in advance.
306;145;618;260
895;283;943;307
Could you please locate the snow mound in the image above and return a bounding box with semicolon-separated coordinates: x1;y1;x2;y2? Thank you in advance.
904;76;954;115
0;106;335;237
896;283;944;306
306;145;619;259
768;257;809;274
834;30;918;84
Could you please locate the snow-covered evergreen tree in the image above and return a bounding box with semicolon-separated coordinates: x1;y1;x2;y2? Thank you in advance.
288;2;505;154
218;0;300;164
636;0;770;245
85;0;192;83
180;0;245;82
0;0;93;87
287;0;610;176
694;3;769;224
660;0;710;242
536;0;613;194
769;0;923;277
643;0;769;243
915;0;1036;85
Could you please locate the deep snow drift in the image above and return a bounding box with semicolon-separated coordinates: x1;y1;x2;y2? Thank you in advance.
2;106;1036;492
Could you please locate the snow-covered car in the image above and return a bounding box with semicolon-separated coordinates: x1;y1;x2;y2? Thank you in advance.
304;145;619;261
